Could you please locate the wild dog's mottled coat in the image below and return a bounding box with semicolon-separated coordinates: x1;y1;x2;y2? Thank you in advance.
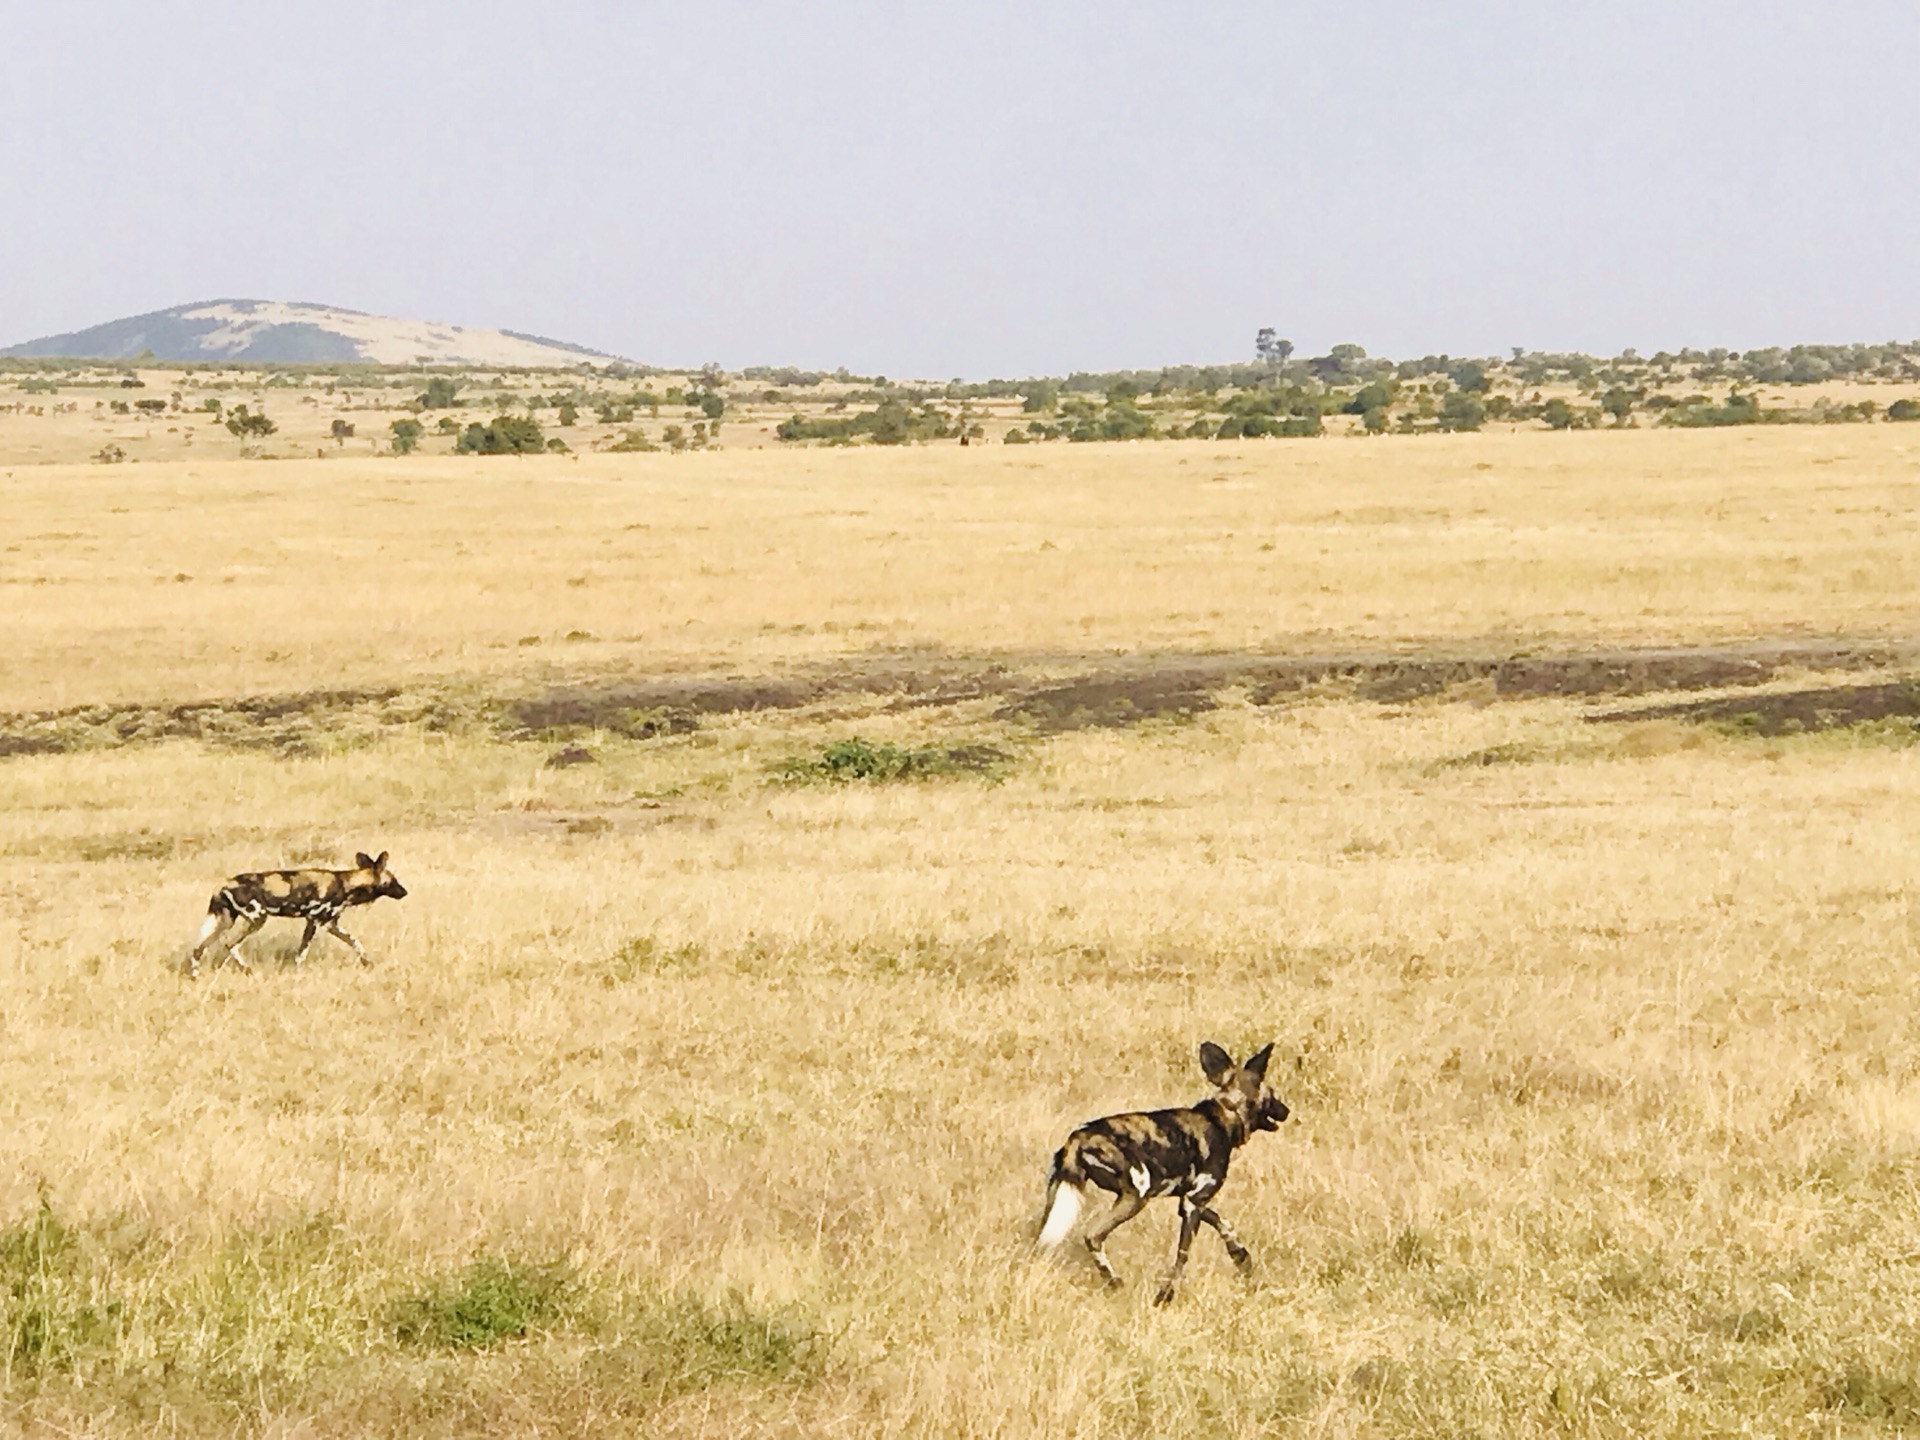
1037;1041;1289;1304
186;851;407;977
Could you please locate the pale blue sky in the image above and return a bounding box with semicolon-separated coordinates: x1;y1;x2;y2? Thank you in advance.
3;2;1916;376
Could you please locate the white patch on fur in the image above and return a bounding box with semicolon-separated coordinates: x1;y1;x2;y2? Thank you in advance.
1129;1164;1152;1197
1037;1183;1084;1249
197;914;218;942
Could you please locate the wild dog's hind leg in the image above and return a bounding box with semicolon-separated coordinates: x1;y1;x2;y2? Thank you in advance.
218;913;266;973
1083;1193;1146;1288
190;911;262;976
326;920;371;965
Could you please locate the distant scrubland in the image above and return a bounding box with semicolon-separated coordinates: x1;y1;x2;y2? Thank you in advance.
5;336;1920;466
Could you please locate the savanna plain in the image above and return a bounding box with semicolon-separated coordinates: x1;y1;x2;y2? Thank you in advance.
7;426;1920;1437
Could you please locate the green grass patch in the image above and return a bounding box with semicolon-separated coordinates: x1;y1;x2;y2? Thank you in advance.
772;735;1010;784
604;935;706;982
390;1257;573;1349
1;1197;119;1378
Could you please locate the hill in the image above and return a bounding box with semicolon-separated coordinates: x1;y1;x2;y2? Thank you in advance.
0;299;622;367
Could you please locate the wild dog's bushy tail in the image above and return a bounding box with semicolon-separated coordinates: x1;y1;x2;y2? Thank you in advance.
1037;1138;1088;1250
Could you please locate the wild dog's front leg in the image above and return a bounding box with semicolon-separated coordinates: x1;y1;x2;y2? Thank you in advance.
1154;1200;1208;1306
1083;1193;1146;1288
1194;1205;1252;1273
326;920;371;965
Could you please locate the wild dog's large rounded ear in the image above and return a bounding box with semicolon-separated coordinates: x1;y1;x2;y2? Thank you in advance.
1244;1043;1276;1081
355;853;377;869
1199;1042;1236;1085
375;851;389;868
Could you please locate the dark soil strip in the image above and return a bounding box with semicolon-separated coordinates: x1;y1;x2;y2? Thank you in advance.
994;640;1917;731
521;640;1915;735
1588;680;1920;737
3;640;1912;755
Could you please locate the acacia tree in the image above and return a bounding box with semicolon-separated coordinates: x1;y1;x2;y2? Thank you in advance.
1255;328;1294;375
224;405;277;446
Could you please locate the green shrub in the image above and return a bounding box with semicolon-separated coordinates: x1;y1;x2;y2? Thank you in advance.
389;418;423;454
1342;380;1397;416
1888;399;1920;421
1437;392;1484;432
1661;391;1767;427
417;377;461;409
223;405;277;440
455;415;546;455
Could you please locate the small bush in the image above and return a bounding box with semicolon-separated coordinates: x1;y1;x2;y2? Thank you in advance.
456;415;546;455
1888;398;1920;421
417;377;461;409
224;405;277;440
1437;392;1484;432
773;736;1009;784
390;1257;571;1349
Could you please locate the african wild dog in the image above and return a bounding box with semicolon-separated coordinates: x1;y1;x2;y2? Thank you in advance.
185;851;407;978
1037;1041;1289;1304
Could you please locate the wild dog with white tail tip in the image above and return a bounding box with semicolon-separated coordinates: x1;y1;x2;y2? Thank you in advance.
186;852;407;978
1037;1041;1289;1304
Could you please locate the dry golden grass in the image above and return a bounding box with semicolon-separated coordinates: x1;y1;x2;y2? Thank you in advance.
4;427;1920;1436
7;425;1920;710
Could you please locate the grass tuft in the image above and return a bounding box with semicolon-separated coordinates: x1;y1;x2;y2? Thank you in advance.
592;1287;830;1401
0;1197;117;1377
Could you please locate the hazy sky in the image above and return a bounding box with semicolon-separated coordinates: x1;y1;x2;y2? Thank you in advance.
4;2;1917;377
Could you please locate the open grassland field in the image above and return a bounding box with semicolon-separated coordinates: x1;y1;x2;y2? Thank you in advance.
5;427;1920;1437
